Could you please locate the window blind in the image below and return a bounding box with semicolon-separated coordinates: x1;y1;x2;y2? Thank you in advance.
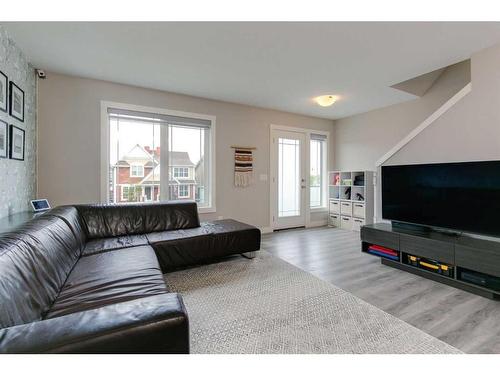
108;108;211;129
310;133;327;141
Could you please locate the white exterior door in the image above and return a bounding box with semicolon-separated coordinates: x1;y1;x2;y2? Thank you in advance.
271;129;307;229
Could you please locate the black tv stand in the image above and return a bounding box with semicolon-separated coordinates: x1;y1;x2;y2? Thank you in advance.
361;223;500;300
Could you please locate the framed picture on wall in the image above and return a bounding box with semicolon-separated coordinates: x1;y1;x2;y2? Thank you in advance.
9;124;25;161
9;81;24;122
0;71;7;113
0;120;7;158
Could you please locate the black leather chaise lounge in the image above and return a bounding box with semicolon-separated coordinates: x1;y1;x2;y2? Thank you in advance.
0;201;261;354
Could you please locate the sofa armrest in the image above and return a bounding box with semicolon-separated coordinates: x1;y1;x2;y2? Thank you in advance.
0;293;189;354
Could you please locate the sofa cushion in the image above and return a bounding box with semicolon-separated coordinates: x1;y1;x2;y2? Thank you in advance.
82;234;149;256
46;246;167;319
147;228;214;271
147;219;261;271
76;201;200;239
43;206;87;251
0;215;81;329
205;219;261;253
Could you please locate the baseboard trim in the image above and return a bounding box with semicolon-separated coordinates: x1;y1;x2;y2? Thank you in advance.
261;220;327;233
308;219;328;228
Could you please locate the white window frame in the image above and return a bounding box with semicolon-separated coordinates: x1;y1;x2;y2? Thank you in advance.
101;101;216;214
173;167;189;178
177;184;189;198
130;164;145;178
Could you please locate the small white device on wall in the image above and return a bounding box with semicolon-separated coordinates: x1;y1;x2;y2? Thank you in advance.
30;199;51;212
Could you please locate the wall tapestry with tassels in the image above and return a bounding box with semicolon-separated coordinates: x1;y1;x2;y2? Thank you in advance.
232;146;255;187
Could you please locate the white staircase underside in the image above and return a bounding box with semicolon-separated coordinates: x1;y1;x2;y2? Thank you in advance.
376;82;472;167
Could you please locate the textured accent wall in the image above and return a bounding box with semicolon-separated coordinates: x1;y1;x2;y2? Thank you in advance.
0;26;37;218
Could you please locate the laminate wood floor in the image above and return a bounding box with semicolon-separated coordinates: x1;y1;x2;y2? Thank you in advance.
263;226;500;353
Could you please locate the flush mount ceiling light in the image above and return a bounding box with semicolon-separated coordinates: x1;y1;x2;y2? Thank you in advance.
314;95;337;107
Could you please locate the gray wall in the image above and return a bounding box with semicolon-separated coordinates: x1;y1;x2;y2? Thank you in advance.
38;72;334;229
386;44;500;166
0;26;36;218
334;42;500;222
333;60;471;171
374;44;500;222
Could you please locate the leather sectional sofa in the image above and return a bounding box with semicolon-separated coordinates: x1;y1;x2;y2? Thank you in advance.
0;201;261;353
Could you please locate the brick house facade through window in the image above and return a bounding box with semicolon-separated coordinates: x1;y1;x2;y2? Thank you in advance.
111;144;197;203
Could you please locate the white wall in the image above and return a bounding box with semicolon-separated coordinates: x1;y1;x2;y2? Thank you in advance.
385;44;500;166
371;44;500;223
333;42;500;223
333;60;471;171
37;73;334;229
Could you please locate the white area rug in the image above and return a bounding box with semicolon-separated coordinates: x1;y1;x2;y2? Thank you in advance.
165;251;462;354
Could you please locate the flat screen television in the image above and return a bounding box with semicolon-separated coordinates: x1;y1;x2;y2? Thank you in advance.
382;161;500;236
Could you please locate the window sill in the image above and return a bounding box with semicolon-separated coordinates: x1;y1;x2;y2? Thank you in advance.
198;206;216;214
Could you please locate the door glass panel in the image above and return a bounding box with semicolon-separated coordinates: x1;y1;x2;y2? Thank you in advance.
278;137;301;217
310;139;324;208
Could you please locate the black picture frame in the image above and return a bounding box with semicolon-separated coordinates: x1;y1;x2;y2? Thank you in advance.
0;119;7;158
9;124;25;161
9;81;24;122
0;71;7;113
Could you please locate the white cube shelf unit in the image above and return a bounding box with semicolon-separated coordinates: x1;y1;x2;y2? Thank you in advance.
328;170;374;231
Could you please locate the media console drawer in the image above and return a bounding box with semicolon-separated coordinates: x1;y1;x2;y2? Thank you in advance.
361;224;500;300
360;226;399;250
400;234;454;264
456;243;500;278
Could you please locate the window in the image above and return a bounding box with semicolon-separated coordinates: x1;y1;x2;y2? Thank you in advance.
144;186;152;201
130;164;144;177
178;185;189;198
107;106;214;210
173;167;189;178
310;134;327;208
121;185;130;201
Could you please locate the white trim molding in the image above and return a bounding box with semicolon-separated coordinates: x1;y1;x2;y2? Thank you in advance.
376;82;472;167
259;227;273;234
308;219;328;228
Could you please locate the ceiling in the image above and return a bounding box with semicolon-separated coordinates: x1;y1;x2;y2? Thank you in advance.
4;22;500;119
